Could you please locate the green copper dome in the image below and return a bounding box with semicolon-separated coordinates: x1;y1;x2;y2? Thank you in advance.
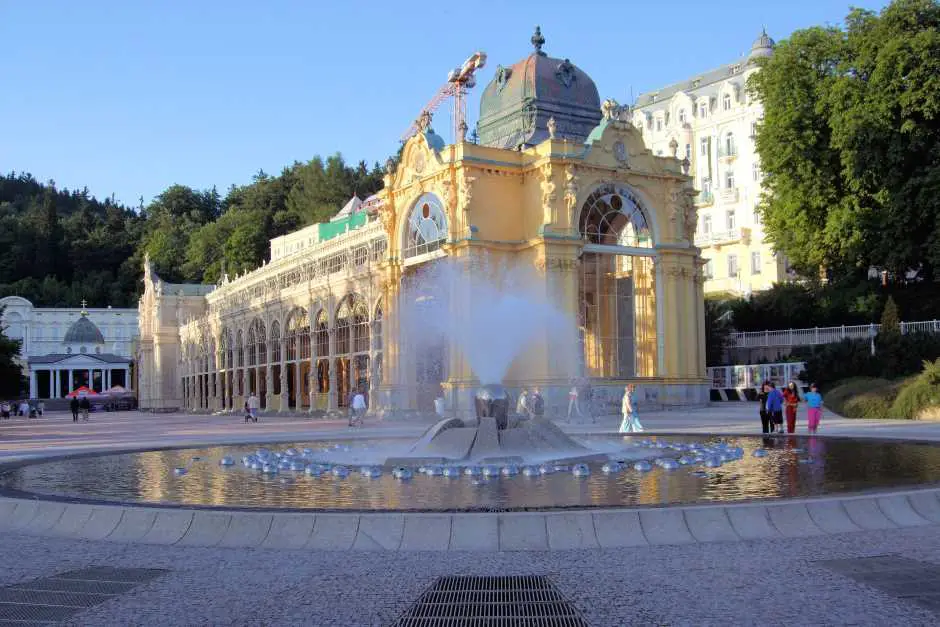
477;27;601;150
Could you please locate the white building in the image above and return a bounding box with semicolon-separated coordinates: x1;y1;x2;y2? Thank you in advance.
0;296;137;399
633;30;787;295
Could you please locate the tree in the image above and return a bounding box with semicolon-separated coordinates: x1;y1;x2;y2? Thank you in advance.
705;298;734;366
880;295;902;338
750;0;940;280
0;306;24;397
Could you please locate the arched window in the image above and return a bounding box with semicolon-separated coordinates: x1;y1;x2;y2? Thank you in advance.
315;310;329;357
223;328;233;369
404;193;447;258
578;185;652;248
235;330;244;367
247;319;266;366
352;299;370;353
722;93;732;111
285;308;308;362
270;321;281;364
334;300;351;355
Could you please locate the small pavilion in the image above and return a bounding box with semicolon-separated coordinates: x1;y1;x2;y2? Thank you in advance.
25;302;133;399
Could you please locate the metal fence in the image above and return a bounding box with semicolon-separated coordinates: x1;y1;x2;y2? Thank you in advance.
706;362;807;390
729;320;940;348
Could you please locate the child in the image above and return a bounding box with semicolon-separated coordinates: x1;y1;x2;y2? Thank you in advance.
804;383;823;434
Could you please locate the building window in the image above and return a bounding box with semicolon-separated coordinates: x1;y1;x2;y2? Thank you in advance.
753;206;761;224
404;193;447;259
703;214;712;234
724;132;736;156
678;109;687;124
655;118;662;131
722;93;732;111
726;210;736;230
725;170;735;189
702;178;712;194
728;255;739;278
750;121;758;138
751;251;762;274
698;101;707;118
685;143;691;159
704;259;714;278
700;137;708;156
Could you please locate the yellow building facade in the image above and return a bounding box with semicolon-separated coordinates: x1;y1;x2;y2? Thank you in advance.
136;35;708;416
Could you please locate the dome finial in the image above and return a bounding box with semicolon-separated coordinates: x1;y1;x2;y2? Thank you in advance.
531;25;546;56
80;298;88;316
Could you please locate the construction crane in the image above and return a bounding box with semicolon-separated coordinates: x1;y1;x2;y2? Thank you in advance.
401;51;487;144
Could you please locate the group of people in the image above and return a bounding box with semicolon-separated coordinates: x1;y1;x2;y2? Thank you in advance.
515;387;546;420
68;396;91;422
0;400;43;419
757;381;823;434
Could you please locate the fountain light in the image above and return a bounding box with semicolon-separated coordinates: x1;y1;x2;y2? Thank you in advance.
305;465;323;476
392;467;413;480
173;467;187;476
752;449;769;458
262;463;278;474
538;464;554;475
219;456;235;466
331;466;349;478
602;461;623;473
572;463;590;476
463;466;482;477
442;467;462;478
501;465;519;476
633;461;653;472
522;466;540;477
482;465;501;477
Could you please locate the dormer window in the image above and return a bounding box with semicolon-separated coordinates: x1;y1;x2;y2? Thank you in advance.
656;118;662;132
722;94;732;111
698;101;708;118
678;109;687;124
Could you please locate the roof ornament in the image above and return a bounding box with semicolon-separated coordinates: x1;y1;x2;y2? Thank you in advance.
80;299;88;316
531;25;546;56
556;58;576;88
416;110;433;133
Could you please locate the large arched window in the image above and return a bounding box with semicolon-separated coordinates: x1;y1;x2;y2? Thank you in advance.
314;310;329;357
222;328;233;369
285;308;307;362
270;321;281;364
404;192;447;258
373;305;383;352
247;319;266;366
578;185;652;248
236;330;244;367
577;185;658;379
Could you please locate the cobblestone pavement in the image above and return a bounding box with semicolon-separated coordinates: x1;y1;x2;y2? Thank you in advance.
0;525;938;625
3;405;940;625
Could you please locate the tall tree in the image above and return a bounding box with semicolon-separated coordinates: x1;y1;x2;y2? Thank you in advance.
750;0;940;280
0;306;24;397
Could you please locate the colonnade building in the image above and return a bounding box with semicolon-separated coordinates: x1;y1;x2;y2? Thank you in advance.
633;31;787;295
137;32;708;416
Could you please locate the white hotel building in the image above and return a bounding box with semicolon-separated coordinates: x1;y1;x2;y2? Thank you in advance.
633;30;787;295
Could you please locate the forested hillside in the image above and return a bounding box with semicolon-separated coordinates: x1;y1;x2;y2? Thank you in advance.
0;154;385;307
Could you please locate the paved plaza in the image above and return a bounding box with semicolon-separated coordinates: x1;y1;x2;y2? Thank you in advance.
2;405;940;625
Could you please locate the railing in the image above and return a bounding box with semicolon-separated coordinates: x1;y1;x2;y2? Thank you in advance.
729;320;940;348
720;187;740;203
707;362;806;389
718;146;738;158
695;227;749;247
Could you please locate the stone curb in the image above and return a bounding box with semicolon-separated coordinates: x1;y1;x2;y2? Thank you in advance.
1;488;938;551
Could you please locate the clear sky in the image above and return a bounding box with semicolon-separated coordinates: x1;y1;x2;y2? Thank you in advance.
1;0;888;208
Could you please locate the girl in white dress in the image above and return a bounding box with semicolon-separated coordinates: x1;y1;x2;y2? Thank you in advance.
619;384;644;432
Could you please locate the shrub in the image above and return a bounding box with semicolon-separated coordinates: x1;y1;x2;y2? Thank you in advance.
824;377;894;415
891;359;940;420
800;332;940;389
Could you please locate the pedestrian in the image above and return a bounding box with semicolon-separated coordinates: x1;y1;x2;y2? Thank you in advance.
783;381;800;434
69;397;79;422
0;400;9;419
243;400;252;423
37;400;44;417
529;387;545;420
766;383;784;433
18;399;29;417
248;393;259;422
79;396;91;422
350;390;366;427
619;383;644;432
516;389;529;418
566;384;580;421
804;383;824;434
757;382;771;434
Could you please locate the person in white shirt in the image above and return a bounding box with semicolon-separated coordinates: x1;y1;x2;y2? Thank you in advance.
248;393;260;422
19;400;30;417
350;391;366;427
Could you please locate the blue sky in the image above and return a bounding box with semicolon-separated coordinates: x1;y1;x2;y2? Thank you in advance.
1;0;888;207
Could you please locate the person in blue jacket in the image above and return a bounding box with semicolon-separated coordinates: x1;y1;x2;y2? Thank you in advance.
765;382;785;433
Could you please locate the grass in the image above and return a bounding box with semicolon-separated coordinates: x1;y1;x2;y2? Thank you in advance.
825;359;940;419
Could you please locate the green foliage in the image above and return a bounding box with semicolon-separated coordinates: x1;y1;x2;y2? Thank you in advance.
891;358;940;418
880;296;901;337
0;305;25;397
825;377;904;418
727;280;940;331
749;0;940;280
800;331;940;388
705;297;733;366
0;153;387;304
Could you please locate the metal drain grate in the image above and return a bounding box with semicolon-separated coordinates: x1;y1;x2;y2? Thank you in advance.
0;566;167;625
818;555;940;614
391;575;589;627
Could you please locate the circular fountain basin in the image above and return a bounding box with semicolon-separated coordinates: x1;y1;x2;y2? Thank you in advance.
3;435;940;512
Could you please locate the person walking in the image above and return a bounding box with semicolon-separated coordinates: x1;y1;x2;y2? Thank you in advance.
248;393;259;422
1;400;9;420
516;389;529;418
529;387;545;421
783;382;800;434
757;382;771;433
619;384;644;433
78;396;91;422
37;400;44;417
566;384;581;421
350;390;366;427
766;383;784;434
804;383;824;434
69;397;80;422
244;399;252;423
